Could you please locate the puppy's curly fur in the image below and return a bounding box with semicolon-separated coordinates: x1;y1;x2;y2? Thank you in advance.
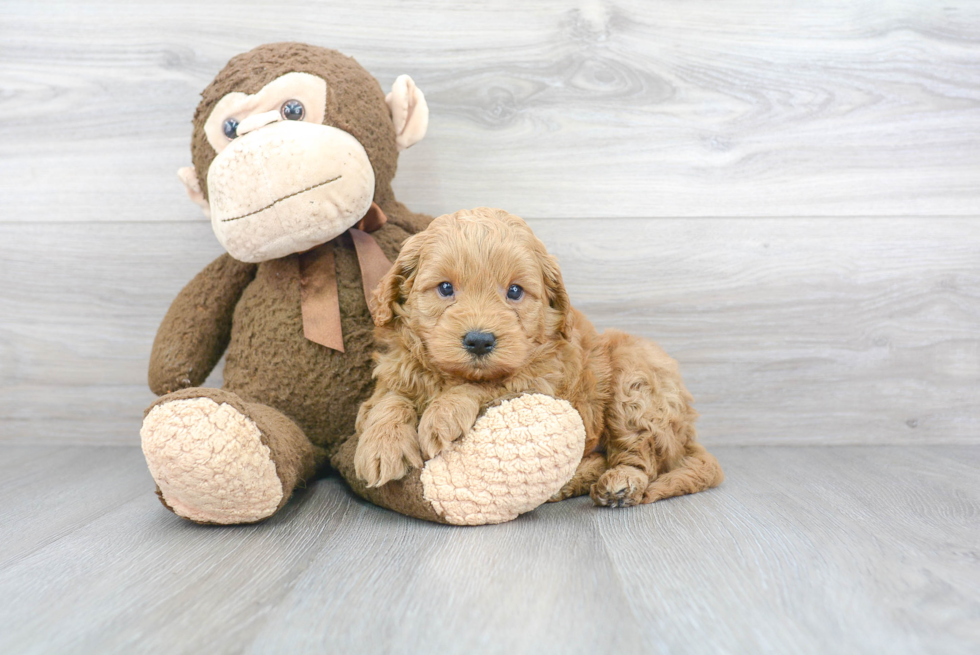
354;208;723;507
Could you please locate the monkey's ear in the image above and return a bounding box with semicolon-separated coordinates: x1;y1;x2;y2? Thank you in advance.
371;232;424;327
386;75;429;151
177;166;211;218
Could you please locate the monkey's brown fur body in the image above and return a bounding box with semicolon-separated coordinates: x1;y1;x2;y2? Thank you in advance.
355;208;724;506
148;228;412;460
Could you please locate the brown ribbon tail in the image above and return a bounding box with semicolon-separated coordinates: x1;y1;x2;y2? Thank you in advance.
350;228;394;323
298;244;345;353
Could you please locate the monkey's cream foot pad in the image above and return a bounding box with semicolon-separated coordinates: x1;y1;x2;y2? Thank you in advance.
141;397;283;524
420;394;586;525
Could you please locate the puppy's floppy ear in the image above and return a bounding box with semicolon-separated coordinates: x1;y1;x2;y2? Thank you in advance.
538;249;572;339
372;232;425;327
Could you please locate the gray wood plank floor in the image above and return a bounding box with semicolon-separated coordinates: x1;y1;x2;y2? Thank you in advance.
1;445;977;654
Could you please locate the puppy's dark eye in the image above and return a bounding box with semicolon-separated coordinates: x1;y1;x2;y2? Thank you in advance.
223;118;239;139
437;282;455;298
506;284;524;301
281;99;305;121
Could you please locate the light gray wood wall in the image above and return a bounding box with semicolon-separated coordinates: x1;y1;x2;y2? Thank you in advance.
1;0;978;446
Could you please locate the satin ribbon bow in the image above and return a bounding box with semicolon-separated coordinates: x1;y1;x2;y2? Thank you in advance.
297;202;393;352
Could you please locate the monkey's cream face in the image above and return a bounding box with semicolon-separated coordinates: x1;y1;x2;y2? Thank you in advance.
202;73;375;263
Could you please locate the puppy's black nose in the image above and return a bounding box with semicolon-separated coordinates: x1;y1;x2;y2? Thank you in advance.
463;331;496;356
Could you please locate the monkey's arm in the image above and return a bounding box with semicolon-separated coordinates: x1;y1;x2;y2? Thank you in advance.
148;254;257;395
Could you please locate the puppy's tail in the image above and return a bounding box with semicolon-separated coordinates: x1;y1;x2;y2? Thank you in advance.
643;442;724;503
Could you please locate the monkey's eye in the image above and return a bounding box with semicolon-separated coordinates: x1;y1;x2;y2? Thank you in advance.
223;118;239;139
506;284;524;301
437;282;455;298
281;99;305;121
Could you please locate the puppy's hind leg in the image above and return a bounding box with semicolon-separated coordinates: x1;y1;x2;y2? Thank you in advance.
548;451;607;502
592;332;721;507
643;442;724;503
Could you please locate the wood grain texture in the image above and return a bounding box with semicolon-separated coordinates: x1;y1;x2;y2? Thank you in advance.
2;218;977;446
0;445;976;654
0;446;151;569
1;0;978;221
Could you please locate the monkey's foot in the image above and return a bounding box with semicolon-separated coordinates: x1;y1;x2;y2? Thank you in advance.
333;394;586;525
141;394;284;524
420;394;586;525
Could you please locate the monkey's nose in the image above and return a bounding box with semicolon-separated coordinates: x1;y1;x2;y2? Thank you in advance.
462;331;496;356
236;110;281;136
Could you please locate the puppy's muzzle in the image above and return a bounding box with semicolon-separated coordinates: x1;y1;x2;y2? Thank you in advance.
462;331;496;356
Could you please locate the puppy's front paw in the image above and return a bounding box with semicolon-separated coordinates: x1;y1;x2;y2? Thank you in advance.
354;422;423;487
418;399;478;460
591;466;649;508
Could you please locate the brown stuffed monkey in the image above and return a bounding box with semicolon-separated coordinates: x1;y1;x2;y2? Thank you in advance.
141;43;585;526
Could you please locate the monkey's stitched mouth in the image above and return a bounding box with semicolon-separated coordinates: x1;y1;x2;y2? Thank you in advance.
220;175;342;222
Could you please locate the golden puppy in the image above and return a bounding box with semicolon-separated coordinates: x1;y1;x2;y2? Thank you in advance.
354;207;723;507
